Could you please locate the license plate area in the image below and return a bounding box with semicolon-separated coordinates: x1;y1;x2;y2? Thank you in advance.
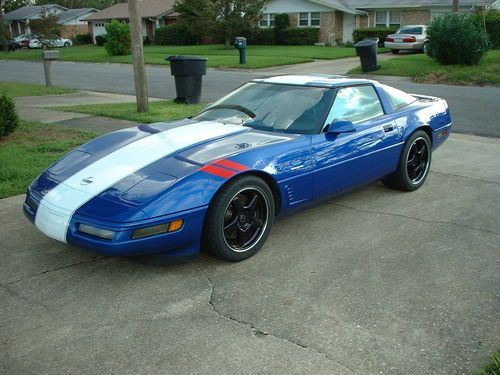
395;38;403;43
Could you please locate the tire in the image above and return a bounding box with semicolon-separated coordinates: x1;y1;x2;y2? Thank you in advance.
392;49;399;54
64;42;70;47
422;42;428;55
203;175;275;262
382;130;432;191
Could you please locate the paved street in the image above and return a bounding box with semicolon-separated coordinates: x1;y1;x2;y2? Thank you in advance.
1;134;499;375
1;59;499;137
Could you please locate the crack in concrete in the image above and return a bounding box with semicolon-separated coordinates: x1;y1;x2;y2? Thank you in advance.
4;256;107;286
196;266;355;374
0;283;59;314
330;203;499;236
430;170;500;186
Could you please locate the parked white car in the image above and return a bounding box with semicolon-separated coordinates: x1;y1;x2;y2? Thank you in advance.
29;37;73;49
384;25;429;54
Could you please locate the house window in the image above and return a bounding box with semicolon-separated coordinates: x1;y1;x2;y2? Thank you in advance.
260;13;275;28
375;10;401;27
299;12;321;27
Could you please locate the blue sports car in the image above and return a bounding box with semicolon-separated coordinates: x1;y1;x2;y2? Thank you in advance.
24;75;452;261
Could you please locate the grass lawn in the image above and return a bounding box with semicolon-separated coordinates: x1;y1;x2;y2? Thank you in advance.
475;350;500;375
0;81;75;97
0;121;95;198
348;50;500;86
56;100;205;123
0;44;385;69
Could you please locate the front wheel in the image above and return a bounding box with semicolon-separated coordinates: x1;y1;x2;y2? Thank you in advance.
203;175;275;261
64;42;70;47
382;130;432;191
392;49;399;54
422;42;429;55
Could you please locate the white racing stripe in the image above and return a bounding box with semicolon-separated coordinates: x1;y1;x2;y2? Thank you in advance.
34;121;245;242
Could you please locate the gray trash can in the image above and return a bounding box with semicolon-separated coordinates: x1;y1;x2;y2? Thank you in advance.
354;38;378;72
166;55;208;104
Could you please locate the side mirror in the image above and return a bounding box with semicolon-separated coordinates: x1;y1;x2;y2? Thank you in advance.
326;120;355;134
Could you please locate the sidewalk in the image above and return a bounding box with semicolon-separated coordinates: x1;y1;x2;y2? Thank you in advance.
15;91;162;134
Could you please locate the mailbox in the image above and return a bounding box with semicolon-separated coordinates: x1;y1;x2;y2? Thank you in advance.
42;50;60;61
233;37;247;64
41;50;60;86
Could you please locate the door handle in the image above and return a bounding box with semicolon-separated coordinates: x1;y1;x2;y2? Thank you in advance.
383;125;395;132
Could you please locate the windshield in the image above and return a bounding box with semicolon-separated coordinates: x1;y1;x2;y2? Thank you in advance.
193;82;334;134
397;26;423;35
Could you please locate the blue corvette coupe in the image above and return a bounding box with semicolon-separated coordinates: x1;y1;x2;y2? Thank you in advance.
24;75;452;261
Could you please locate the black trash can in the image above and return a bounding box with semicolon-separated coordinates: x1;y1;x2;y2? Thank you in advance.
354;38;378;72
166;55;208;104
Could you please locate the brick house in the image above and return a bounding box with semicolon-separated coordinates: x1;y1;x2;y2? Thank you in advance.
260;0;498;44
85;0;178;43
4;4;68;36
58;8;98;39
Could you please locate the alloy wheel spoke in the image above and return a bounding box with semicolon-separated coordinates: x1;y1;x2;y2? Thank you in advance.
232;196;244;215
224;217;239;232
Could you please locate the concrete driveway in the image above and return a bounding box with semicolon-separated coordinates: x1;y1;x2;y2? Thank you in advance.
1;134;499;375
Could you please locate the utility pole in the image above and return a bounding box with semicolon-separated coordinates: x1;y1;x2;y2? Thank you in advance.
128;0;149;112
453;0;459;14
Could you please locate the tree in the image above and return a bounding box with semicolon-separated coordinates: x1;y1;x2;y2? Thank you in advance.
0;0;10;52
29;8;61;48
210;0;265;48
174;0;214;44
3;0;31;14
104;20;130;55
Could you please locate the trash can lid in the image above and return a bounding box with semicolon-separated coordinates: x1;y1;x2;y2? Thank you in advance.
166;55;208;61
354;39;378;47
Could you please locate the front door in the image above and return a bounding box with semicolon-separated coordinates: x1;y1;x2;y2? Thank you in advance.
312;85;402;199
343;13;356;43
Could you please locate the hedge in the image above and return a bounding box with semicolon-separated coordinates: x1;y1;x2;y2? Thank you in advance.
104;20;131;56
247;28;275;45
0;95;19;137
472;11;500;49
281;27;319;45
74;33;92;45
154;23;197;45
353;27;398;46
95;34;106;46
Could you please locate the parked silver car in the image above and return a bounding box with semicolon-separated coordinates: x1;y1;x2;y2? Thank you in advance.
384;25;428;54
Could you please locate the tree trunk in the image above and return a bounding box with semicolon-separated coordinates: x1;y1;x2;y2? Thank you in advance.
452;0;459;14
128;0;149;112
0;0;8;52
225;35;230;49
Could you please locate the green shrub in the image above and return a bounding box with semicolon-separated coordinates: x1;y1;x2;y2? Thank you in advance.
154;23;197;45
247;28;275;45
74;33;92;45
274;13;290;45
0;95;19;137
143;35;152;45
104;20;131;55
427;14;490;65
472;10;500;49
353;27;398;46
281;27;319;45
95;34;106;46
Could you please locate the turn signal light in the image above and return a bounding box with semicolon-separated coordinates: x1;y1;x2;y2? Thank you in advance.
131;220;184;240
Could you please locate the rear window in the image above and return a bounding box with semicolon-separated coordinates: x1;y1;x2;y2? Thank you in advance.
397;26;423;34
381;84;417;110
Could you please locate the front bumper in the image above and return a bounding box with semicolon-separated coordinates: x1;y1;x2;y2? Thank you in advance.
384;41;424;50
24;191;207;257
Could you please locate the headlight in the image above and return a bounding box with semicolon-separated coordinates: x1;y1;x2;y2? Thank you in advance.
78;224;115;240
131;220;184;240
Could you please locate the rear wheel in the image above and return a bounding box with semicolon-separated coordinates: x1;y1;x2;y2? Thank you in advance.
382;130;432;191
392;49;399;54
203;175;275;261
64;42;70;47
422;42;429;55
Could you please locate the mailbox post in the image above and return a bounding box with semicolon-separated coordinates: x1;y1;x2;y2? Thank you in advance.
42;50;60;87
234;37;247;65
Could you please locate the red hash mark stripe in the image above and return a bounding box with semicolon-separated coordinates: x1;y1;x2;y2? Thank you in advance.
200;165;237;179
214;159;249;171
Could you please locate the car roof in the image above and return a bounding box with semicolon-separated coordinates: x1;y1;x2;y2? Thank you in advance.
252;74;378;88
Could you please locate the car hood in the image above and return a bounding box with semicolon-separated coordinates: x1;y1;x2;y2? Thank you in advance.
33;119;298;219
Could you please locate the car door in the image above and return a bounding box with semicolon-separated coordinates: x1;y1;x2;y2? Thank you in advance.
311;85;402;199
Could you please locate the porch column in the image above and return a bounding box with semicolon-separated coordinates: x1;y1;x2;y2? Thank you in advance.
17;21;22;35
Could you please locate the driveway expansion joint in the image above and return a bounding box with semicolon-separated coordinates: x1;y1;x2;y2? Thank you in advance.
196;266;355;373
430;170;500;185
330;203;499;236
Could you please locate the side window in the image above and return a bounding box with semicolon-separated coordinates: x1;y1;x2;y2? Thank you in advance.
326;85;384;125
380;84;416;110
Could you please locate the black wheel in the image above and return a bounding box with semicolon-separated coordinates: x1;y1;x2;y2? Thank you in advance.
392;49;399;54
203;175;275;261
64;42;70;47
382;130;432;191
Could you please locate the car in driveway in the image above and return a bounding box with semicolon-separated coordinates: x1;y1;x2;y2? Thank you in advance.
385;25;429;54
24;75;452;262
29;37;73;48
1;39;21;51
